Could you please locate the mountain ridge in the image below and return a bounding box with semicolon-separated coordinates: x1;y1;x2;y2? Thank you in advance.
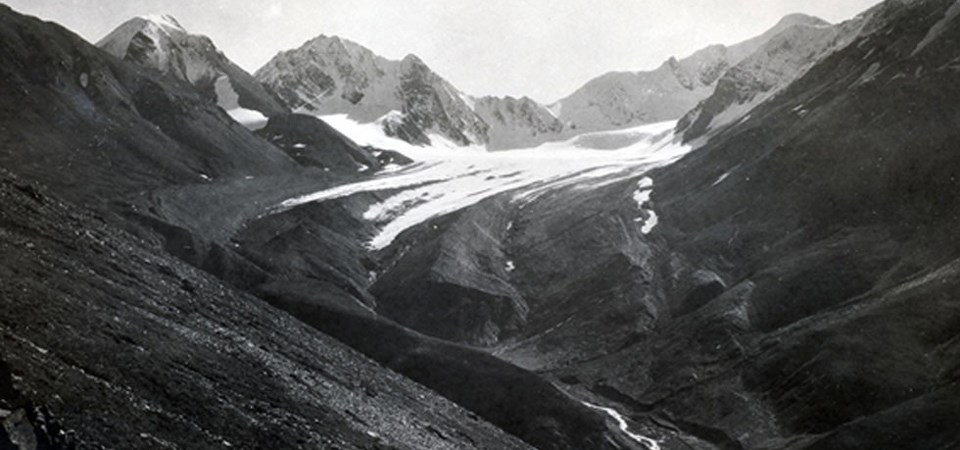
249;13;833;150
0;6;636;449
549;13;830;135
676;14;866;142
97;14;288;128
255;34;490;146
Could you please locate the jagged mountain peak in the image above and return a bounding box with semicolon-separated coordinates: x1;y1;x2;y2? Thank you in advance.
401;53;425;64
98;13;287;125
97;15;215;84
301;33;372;58
482;94;541;104
97;14;197;54
256;35;488;146
399;53;433;75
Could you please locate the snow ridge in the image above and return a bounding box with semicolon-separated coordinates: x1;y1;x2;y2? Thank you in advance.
139;14;185;32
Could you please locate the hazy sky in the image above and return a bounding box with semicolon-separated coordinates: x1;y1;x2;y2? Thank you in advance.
6;0;882;102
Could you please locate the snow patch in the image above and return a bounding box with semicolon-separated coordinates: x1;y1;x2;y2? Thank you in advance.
459;92;477;110
633;179;653;207
380;163;404;173
140;14;185;31
547;102;562;118
641;211;659;234
226;109;268;130
636;177;653;191
505;261;516;273
713;172;731;186
632;177;658;235
322;113;432;153
215;76;268;130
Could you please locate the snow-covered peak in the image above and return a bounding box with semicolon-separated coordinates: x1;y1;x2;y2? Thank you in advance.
138;14;186;32
98;15;218;86
97;14;287;120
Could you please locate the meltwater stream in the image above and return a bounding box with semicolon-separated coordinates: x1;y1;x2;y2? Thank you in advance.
583;402;661;450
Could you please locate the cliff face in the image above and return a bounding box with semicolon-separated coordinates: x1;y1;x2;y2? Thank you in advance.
0;168;533;450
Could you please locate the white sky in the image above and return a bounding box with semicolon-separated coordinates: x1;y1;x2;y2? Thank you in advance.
7;0;881;103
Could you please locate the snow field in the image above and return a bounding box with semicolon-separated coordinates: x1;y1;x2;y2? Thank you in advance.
281;114;692;250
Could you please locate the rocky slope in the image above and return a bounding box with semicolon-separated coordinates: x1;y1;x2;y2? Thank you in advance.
5;0;960;449
339;0;960;448
0;5;308;207
226;192;644;450
0;5;637;450
0;168;534;450
255;35;489;146
552;14;829;134
473;95;566;150
676;14;868;142
0;3;390;249
98;14;287;127
514;0;960;448
257;113;381;173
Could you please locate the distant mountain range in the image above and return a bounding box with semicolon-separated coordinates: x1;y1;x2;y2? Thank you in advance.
246;13;846;150
94;12;872;151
